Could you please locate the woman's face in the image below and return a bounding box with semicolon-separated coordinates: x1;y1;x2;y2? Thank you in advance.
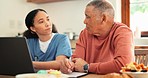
30;11;52;36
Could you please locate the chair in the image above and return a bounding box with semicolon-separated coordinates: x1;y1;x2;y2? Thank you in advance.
135;49;148;66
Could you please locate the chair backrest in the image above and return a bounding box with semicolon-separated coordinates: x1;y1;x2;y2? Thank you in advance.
135;49;148;66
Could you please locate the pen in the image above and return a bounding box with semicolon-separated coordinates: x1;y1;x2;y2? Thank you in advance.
35;56;38;61
66;58;73;73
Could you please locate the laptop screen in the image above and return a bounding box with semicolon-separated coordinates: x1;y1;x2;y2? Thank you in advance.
0;37;35;76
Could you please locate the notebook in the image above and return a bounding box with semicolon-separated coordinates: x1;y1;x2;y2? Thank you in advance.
0;37;35;76
65;72;87;77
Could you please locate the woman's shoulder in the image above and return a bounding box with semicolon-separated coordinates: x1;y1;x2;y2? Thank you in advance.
26;38;38;42
54;33;67;38
27;38;38;40
52;33;69;42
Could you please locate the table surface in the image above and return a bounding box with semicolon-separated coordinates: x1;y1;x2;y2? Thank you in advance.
0;74;104;78
0;75;14;78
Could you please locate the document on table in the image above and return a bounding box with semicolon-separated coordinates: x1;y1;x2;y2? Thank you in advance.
65;72;87;77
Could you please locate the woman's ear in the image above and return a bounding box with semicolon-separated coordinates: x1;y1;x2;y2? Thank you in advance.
30;26;36;32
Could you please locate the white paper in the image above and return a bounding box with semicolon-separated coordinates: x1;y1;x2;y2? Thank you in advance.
64;72;87;77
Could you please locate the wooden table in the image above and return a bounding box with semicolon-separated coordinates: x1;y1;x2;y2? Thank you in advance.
0;75;14;78
0;74;104;78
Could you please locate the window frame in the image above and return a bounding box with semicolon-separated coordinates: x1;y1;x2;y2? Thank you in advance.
121;0;130;27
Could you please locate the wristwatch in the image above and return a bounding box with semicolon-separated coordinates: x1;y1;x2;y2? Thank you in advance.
83;64;89;73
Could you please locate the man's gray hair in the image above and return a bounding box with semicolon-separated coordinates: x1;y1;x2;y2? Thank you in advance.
87;0;115;17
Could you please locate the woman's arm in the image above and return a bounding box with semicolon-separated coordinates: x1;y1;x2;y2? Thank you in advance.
33;55;67;70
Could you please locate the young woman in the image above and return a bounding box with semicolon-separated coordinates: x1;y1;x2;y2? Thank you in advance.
25;9;72;70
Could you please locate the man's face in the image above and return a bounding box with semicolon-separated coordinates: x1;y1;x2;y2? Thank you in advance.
84;6;103;36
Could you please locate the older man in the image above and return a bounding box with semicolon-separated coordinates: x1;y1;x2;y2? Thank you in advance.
60;0;134;74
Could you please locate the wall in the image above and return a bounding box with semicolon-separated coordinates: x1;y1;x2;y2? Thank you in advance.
0;0;38;36
0;0;121;37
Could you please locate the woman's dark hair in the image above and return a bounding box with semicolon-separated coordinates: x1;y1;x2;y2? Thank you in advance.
24;9;47;38
24;9;58;38
52;24;58;33
25;8;47;30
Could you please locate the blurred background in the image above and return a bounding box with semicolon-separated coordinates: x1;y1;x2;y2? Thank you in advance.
0;0;121;37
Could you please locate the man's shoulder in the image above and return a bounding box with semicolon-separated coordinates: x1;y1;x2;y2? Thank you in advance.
112;22;132;34
113;22;130;30
114;22;128;27
80;28;89;35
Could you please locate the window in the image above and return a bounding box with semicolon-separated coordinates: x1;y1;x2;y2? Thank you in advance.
122;0;148;37
130;0;148;37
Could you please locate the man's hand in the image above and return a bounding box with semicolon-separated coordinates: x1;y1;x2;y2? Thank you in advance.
72;58;88;72
60;58;74;74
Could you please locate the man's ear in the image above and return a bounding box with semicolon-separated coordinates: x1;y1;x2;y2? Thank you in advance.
30;26;36;32
101;13;107;23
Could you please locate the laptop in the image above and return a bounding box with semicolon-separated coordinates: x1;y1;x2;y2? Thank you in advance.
0;37;35;76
